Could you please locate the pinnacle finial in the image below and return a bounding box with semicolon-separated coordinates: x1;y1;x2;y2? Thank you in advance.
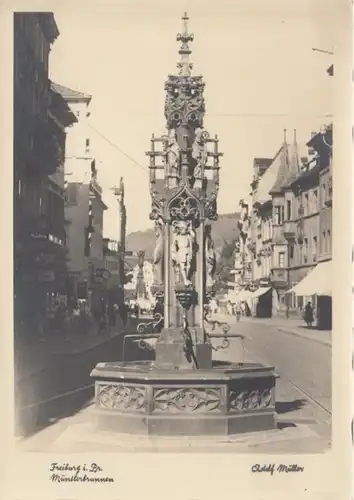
176;12;194;76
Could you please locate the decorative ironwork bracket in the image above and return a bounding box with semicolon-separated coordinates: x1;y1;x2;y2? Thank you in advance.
122;333;161;361
203;312;244;352
136;313;163;335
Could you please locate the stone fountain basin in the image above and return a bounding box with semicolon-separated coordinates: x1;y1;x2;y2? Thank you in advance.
90;361;277;436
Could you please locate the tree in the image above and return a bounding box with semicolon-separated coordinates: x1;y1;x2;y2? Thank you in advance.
214;238;238;293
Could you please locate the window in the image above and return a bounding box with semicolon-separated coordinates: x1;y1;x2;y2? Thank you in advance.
328;176;332;197
290;292;297;309
289;244;294;260
17;179;22;197
303;238;308;263
327;230;331;253
304;193;309;215
322;183;327;207
313;236;318;262
278;252;285;268
312;236;317;253
322;231;327;253
286;200;292;221
85;138;90;153
274;206;284;225
313;190;318;212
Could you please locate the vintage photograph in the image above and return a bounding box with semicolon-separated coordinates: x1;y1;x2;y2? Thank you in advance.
14;4;333;456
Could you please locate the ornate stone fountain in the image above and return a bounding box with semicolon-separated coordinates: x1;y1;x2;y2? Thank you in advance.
90;13;277;436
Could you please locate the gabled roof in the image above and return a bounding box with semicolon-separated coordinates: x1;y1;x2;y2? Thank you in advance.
50;85;78;127
253;130;305;203
269;133;289;195
281;130;301;189
51;82;92;104
254;145;286;205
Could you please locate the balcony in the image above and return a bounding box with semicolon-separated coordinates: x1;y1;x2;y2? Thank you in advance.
29;117;64;176
270;268;287;288
283;221;296;241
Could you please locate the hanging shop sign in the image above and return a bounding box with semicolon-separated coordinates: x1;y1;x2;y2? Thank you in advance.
95;268;111;280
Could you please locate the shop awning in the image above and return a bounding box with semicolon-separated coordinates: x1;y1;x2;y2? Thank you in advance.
231;289;254;302
250;286;272;299
286;260;332;296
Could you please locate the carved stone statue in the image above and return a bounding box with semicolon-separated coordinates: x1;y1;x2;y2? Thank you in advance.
152;219;164;284
191;127;208;180
204;224;216;288
171;220;196;286
165;129;180;180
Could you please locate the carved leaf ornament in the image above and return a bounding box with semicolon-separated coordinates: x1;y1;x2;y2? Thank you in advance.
98;385;145;411
229;388;272;411
153;388;221;412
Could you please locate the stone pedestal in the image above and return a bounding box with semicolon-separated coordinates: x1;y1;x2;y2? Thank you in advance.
155;325;212;370
155;336;212;370
90;361;277;436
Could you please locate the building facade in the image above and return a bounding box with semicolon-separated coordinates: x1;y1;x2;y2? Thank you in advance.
37;85;77;306
54;84;107;307
248;157;275;315
286;125;333;328
14;13;61;323
248;133;304;317
246;127;332;326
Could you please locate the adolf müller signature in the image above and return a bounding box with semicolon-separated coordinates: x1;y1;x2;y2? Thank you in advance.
251;463;304;475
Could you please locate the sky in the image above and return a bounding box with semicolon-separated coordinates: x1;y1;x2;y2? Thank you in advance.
48;0;334;239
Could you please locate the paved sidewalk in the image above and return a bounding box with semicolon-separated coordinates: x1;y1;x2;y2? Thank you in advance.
211;313;331;347
14;316;143;383
18;402;329;453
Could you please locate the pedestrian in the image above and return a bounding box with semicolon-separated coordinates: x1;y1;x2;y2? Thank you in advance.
119;302;128;327
235;302;241;322
227;301;233;316
134;303;139;318
108;303;116;329
98;309;109;336
303;301;314;328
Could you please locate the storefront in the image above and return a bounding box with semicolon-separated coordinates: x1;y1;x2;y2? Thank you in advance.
249;286;272;318
287;260;332;330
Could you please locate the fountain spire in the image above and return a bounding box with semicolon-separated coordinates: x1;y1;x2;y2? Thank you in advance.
90;13;277;441
176;12;194;76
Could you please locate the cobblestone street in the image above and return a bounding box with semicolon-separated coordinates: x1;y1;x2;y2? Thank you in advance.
17;316;331;454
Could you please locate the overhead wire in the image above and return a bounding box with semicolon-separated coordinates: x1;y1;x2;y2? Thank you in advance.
88;123;149;174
